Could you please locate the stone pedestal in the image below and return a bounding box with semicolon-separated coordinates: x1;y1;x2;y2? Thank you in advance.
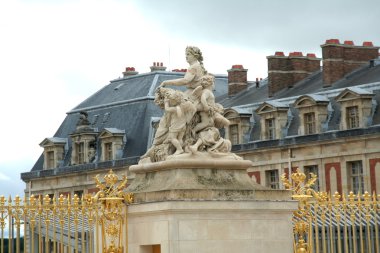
127;200;295;253
126;156;296;253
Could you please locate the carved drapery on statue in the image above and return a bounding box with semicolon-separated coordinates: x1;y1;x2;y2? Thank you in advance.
140;46;237;163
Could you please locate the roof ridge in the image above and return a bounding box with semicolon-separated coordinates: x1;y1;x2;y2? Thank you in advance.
68;96;155;114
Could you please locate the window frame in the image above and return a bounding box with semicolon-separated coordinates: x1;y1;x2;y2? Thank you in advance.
304;112;316;135
266;169;279;189
348;161;364;194
46;151;55;169
265;118;276;140
76;142;85;164
346;106;359;129
104;142;113;161
304;165;319;191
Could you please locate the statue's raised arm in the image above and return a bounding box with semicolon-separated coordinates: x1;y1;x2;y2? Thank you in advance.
160;46;207;91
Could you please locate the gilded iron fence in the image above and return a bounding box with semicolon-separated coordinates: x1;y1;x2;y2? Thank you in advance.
282;169;380;253
0;170;133;253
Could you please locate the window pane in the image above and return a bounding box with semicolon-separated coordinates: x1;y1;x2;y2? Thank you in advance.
266;118;276;140
266;170;279;189
346;106;359;129
77;142;84;164
304;112;316;134
304;165;319;191
47;151;55;168
105;143;113;161
348;161;364;194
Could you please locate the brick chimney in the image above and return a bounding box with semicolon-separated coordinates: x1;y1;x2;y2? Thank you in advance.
321;39;379;86
122;67;138;77
172;69;187;72
227;65;248;96
267;51;320;97
150;62;167;72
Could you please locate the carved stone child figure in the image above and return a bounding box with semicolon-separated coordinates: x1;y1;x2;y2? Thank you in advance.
189;126;231;154
164;89;196;155
140;87;171;162
192;74;230;135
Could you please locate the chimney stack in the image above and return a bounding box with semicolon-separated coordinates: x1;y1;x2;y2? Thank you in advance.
123;67;138;77
172;69;187;72
321;39;379;86
227;65;248;96
150;62;167;72
267;51;321;97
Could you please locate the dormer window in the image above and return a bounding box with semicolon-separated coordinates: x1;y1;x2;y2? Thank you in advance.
39;137;67;169
346;106;359;129
256;101;289;140
294;95;329;135
224;108;252;144
335;87;374;130
99;128;125;161
70;111;98;165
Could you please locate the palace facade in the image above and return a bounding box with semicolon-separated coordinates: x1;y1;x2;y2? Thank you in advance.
21;39;380;197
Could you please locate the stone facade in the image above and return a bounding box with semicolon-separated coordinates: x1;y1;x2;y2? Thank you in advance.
24;165;130;197
241;133;380;195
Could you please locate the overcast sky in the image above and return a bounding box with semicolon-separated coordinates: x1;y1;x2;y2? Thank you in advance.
0;0;379;197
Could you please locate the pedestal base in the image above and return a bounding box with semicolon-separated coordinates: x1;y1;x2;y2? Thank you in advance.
127;200;297;253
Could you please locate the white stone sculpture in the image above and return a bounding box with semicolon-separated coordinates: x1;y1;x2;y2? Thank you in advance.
140;46;238;163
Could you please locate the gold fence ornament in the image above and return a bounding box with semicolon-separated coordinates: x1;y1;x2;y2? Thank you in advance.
283;169;380;253
93;169;133;253
281;168;318;253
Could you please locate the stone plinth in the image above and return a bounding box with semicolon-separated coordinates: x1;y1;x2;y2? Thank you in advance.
127;156;296;253
128;156;289;203
127;200;297;253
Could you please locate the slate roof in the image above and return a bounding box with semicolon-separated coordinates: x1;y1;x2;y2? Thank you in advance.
306;94;330;102
30;71;228;172
219;60;380;108
219;59;380;145
27;59;380;173
40;137;68;146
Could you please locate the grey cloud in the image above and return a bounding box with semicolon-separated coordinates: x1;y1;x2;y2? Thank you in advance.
134;0;380;54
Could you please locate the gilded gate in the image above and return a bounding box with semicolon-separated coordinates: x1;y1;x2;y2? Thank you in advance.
283;169;380;253
2;169;379;253
0;170;133;253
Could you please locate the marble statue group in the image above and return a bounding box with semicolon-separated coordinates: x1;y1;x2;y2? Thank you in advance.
140;46;237;163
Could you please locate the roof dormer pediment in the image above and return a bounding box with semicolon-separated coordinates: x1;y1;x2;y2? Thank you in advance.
99;128;125;138
255;101;288;114
224;108;240;119
39;137;67;147
335;87;374;102
294;94;329;108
